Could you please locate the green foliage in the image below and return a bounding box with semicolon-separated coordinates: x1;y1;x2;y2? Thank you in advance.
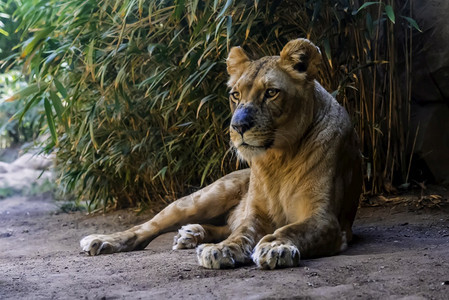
0;71;44;147
0;176;57;199
0;0;23;71
0;0;43;147
6;0;421;208
25;178;56;196
0;186;14;198
57;201;87;213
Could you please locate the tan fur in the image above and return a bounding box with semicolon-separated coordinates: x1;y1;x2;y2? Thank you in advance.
80;39;361;270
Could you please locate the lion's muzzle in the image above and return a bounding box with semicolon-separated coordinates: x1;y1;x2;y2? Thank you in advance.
231;105;255;135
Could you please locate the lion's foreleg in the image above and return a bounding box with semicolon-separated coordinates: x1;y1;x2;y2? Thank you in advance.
80;169;250;255
172;224;231;249
252;214;343;269
196;205;272;269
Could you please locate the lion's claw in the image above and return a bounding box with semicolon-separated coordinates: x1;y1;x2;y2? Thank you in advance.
172;224;205;250
252;235;300;269
196;242;249;269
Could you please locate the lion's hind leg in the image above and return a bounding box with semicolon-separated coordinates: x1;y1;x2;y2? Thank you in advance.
172;224;231;250
80;231;139;256
80;169;250;255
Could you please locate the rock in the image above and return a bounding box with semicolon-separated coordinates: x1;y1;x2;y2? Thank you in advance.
0;161;18;173
404;1;449;184
0;151;54;191
411;1;449;103
411;103;449;184
11;153;54;170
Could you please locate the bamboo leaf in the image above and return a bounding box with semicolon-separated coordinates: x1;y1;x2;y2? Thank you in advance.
138;0;144;16
312;0;321;22
201;157;216;186
44;51;61;66
21;26;55;58
115;66;127;89
217;0;233;19
366;12;374;39
402;16;422;32
196;62;217;86
86;39;95;80
226;15;232;51
245;16;255;40
12;94;40;124
196;94;217;118
53;78;67;99
44;98;58;144
385;5;395;24
5;83;45;102
75;114;89;148
152;166;168;180
181;41;202;63
89;120;98;150
50;90;69;132
49;91;64;120
0;28;8;36
190;0;199;25
323;38;332;68
355;1;381;14
174;0;185;21
214;14;227;38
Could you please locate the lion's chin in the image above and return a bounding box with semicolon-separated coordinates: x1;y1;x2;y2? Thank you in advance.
234;143;267;162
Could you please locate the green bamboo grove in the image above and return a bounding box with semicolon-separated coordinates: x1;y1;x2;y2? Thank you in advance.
4;0;421;209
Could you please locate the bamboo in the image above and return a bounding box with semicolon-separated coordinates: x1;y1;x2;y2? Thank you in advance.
4;0;421;209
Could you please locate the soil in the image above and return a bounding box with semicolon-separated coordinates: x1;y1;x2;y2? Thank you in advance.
1;191;449;299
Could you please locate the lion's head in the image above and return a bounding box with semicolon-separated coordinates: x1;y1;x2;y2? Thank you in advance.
226;39;322;162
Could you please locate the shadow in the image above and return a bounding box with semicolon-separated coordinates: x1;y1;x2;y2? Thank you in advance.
343;223;449;256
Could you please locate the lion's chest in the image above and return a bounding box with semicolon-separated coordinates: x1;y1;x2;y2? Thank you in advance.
250;162;315;227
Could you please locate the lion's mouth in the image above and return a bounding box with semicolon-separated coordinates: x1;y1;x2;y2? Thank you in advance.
236;140;273;150
232;138;274;161
239;142;265;149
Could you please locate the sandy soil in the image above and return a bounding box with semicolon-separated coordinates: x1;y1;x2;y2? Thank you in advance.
1;192;449;299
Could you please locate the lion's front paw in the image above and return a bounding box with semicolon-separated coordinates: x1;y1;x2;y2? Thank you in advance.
80;231;137;256
80;234;116;256
252;235;300;269
196;243;249;269
172;224;206;250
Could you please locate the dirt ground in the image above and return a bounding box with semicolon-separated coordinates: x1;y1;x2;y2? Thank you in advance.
1;191;449;299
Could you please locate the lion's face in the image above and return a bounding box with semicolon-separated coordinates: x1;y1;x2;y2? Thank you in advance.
226;39;322;162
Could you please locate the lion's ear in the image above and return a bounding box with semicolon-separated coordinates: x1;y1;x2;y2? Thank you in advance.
227;46;250;86
280;38;321;79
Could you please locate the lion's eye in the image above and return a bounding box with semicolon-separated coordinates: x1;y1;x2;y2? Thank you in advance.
230;91;240;103
265;88;280;99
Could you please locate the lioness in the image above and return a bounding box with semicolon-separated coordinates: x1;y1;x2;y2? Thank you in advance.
80;39;362;269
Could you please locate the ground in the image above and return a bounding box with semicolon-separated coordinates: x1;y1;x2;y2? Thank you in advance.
1;190;449;299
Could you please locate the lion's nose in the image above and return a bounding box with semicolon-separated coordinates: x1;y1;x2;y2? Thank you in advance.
231;105;255;135
232;123;251;135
